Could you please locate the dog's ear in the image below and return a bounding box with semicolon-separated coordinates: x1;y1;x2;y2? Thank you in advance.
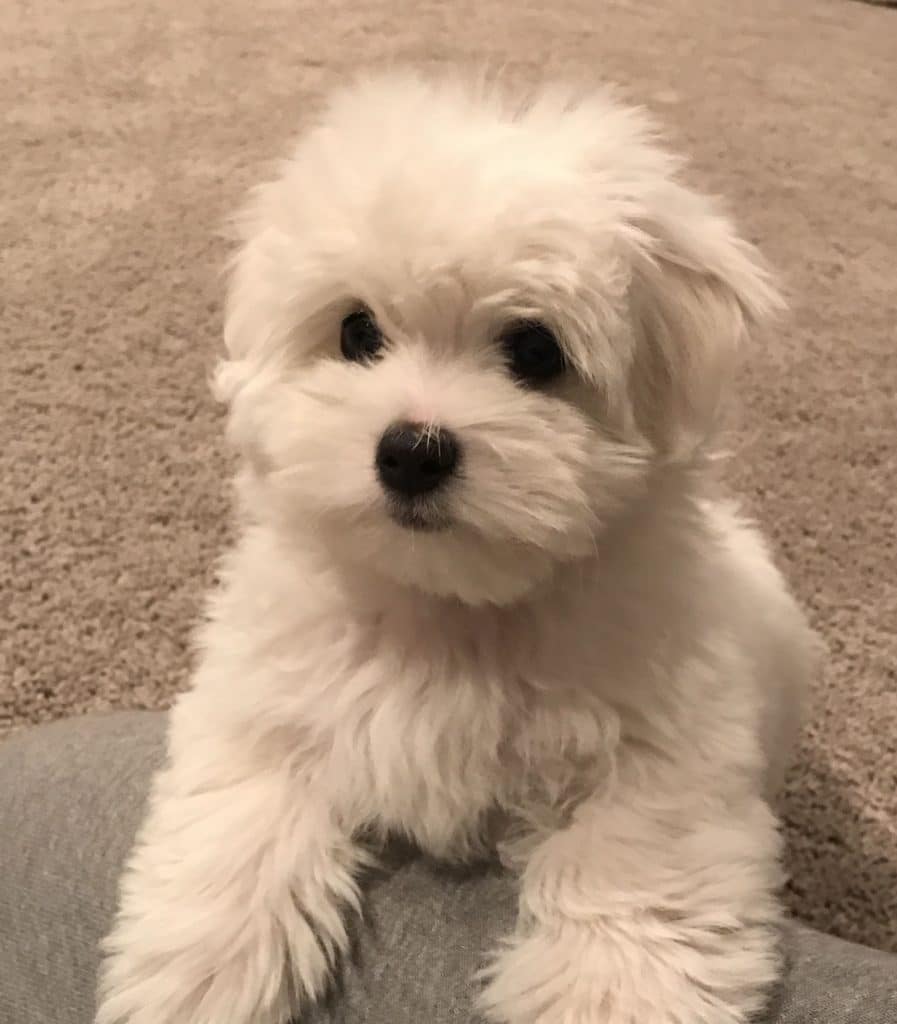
626;180;783;455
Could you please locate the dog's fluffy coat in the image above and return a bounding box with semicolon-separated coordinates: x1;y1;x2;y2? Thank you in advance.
97;73;816;1024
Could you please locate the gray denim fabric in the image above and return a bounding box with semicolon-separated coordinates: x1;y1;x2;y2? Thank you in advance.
1;713;894;1024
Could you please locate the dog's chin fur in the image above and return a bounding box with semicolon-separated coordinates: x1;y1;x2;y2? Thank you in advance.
97;73;818;1024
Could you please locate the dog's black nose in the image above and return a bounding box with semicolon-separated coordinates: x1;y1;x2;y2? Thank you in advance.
376;422;460;498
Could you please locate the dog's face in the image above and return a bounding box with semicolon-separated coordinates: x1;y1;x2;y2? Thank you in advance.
219;75;780;605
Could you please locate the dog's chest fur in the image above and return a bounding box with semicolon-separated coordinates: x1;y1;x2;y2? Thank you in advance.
290;588;621;859
201;523;728;860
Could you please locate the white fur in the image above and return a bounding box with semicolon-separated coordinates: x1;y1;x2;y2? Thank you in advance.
97;73;817;1024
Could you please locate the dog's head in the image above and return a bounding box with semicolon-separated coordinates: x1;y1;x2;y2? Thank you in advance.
217;74;781;605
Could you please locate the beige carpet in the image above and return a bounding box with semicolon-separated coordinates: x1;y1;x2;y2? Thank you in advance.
2;0;896;952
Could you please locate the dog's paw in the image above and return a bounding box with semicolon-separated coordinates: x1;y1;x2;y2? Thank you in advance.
96;909;329;1024
477;924;755;1024
478;927;600;1024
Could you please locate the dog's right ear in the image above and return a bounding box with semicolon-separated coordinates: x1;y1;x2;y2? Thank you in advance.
214;177;298;406
213;227;295;471
625;179;784;457
212;237;266;406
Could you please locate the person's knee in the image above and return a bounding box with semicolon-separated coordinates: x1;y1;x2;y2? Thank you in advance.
0;711;167;1024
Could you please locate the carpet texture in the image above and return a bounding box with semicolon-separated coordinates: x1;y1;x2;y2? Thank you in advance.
2;0;895;952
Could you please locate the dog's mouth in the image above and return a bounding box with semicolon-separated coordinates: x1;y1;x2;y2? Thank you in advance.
386;497;452;533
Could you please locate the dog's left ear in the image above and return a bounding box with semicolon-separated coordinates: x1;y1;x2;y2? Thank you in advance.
626;180;784;455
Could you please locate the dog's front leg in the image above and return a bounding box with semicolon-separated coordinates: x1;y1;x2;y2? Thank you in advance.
481;776;784;1024
96;739;364;1024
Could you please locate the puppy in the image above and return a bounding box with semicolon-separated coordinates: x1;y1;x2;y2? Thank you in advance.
97;73;816;1024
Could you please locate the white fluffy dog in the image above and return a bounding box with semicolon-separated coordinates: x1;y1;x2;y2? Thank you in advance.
97;73;816;1024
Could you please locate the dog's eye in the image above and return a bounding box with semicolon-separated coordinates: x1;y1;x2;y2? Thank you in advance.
340;310;383;363
500;321;565;386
